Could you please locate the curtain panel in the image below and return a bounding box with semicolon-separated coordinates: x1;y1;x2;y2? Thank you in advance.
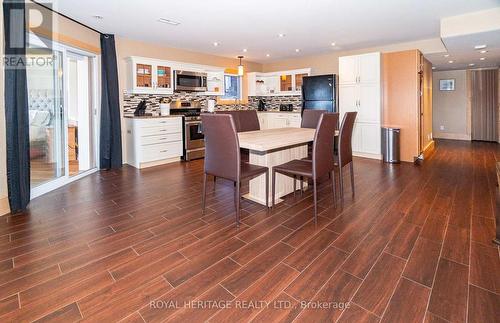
3;0;30;213
471;69;498;142
99;34;122;169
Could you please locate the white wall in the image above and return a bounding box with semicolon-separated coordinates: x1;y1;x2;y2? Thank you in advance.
432;70;470;140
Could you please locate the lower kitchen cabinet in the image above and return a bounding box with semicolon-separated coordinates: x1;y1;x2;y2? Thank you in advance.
125;117;183;169
258;112;301;130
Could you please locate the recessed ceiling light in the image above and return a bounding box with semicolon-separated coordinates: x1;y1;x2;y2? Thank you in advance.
448;60;454;63
242;48;247;52
443;54;450;58
278;33;285;38
480;57;486;60
469;63;475;66
295;49;300;53
474;44;487;49
432;66;436;70
158;18;180;25
331;42;336;46
479;50;488;54
266;54;270;57
93;15;103;20
213;42;219;47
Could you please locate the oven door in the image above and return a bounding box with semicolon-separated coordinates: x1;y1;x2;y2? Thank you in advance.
185;121;205;150
174;71;207;92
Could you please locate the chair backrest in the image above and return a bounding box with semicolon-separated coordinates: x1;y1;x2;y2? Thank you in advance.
215;110;242;132
338;112;357;167
238;110;260;132
301;109;327;129
312;113;339;179
201;113;240;181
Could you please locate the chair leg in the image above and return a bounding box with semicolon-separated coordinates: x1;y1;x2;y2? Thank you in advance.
236;180;240;227
300;176;304;195
339;166;344;199
313;178;318;224
265;170;269;208
272;169;276;208
350;163;355;196
213;176;216;190
331;170;336;206
293;176;297;198
202;173;207;215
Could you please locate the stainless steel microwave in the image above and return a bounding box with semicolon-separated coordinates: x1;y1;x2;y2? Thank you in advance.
174;70;207;92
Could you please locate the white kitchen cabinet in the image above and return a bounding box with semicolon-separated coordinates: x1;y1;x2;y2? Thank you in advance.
248;68;311;96
204;71;224;96
126;57;173;95
258;113;301;129
339;52;381;159
126;117;183;169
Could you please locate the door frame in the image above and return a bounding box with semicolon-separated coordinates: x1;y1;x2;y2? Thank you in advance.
30;36;101;199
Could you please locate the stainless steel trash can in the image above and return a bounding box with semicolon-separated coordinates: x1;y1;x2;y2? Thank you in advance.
381;127;400;163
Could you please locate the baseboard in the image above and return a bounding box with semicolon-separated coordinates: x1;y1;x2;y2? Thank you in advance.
353;152;382;160
0;196;10;216
434;133;471;141
423;140;436;160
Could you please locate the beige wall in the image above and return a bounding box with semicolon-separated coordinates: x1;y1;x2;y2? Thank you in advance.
0;3;8;215
115;37;263;163
262;38;445;74
433;70;470;140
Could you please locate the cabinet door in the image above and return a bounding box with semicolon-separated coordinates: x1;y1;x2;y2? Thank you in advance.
288;114;301;128
294;73;308;92
135;63;153;90
268;115;289;129
247;72;257;96
359;123;381;155
258;113;268;129
155;65;173;94
279;74;293;92
351;122;362;153
358;83;380;123
358;53;380;84
206;71;224;95
339;56;358;85
339;84;358;121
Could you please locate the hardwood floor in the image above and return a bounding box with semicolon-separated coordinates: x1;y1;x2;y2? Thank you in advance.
0;139;498;322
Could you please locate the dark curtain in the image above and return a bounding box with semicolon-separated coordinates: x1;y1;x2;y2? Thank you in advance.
99;34;122;169
471;69;498;142
3;1;30;213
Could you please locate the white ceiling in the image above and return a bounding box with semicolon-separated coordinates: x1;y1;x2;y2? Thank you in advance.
51;0;500;63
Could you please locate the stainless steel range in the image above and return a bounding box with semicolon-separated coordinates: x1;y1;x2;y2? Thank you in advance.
170;101;204;161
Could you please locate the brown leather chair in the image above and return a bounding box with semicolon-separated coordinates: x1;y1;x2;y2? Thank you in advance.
335;112;357;198
238;110;260;132
215;110;242;131
272;113;339;222
301;109;327;129
201;113;269;226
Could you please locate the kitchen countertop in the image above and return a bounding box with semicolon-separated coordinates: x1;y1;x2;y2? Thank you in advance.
124;115;182;119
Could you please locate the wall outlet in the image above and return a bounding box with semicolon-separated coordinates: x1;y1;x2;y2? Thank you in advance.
439;125;445;131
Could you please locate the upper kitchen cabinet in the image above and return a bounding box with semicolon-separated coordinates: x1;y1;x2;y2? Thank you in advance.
126;56;225;96
127;57;174;95
339;52;382;160
205;71;224;96
248;68;311;96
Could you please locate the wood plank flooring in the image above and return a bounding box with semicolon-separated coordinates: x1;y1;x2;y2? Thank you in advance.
0;139;498;322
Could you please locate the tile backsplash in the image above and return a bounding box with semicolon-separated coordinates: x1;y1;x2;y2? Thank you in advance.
123;92;302;116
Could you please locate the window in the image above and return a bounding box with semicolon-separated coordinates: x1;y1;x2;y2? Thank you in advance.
222;74;242;100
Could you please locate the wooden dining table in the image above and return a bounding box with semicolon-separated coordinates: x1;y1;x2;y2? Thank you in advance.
238;127;338;206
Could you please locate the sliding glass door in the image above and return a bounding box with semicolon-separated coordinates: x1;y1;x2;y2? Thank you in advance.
27;36;98;198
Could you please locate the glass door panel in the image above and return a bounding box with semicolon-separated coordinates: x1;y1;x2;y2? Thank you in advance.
26;49;65;187
67;54;96;176
136;64;152;88
157;65;171;89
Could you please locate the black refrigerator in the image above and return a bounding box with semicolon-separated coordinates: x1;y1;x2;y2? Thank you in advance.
301;74;337;113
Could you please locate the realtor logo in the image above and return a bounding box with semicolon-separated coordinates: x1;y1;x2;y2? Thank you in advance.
3;0;54;68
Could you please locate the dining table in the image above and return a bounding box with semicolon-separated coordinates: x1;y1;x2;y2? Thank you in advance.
238;127;338;207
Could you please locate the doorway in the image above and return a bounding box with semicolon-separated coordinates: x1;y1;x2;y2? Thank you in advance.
27;36;99;199
470;69;498;142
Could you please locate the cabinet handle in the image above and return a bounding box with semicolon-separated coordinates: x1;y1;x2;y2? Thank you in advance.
160;150;168;153
159;129;167;132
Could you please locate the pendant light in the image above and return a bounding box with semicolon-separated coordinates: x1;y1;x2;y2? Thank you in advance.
237;56;244;76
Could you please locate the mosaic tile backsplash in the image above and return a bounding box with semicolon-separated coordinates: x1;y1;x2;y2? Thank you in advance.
123;93;302;116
